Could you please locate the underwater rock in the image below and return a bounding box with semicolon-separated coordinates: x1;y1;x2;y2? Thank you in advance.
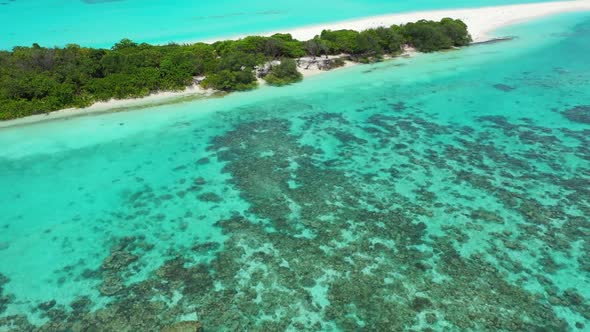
493;83;516;92
70;296;92;313
193;177;207;186
562;289;584;306
112;236;137;252
0;242;9;251
81;268;101;279
0;273;7;288
0;294;10;315
191;241;221;253
414;262;432;271
160;320;203;332
196;157;210;165
160;194;175;201
503;240;524;251
392;102;407;111
425;312;437;324
156;256;190;280
471;36;515;45
469;208;504;224
0;273;10;314
99;275;124;296
101;251;138;271
38;299;56;311
411;297;432;312
197;192;222;203
173;165;188;172
548;296;562;306
563;105;590;124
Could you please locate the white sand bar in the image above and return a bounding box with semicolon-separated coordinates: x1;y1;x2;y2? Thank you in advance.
228;0;590;43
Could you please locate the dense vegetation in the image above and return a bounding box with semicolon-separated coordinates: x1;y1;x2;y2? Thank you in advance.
263;58;303;86
403;18;472;52
0;19;470;120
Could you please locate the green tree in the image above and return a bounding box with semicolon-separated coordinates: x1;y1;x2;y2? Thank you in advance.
366;27;405;53
112;38;138;51
202;70;257;91
440;18;472;46
304;39;328;58
0;18;470;120
319;29;360;54
160;51;200;88
402;20;453;52
263;58;303;86
355;30;382;56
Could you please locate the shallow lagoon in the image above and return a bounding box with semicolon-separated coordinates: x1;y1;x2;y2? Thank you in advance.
0;0;556;49
0;12;589;331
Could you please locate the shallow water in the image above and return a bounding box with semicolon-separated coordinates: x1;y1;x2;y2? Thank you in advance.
0;0;554;49
1;12;590;331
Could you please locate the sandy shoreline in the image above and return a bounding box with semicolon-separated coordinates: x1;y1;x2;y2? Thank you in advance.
0;85;217;129
2;0;589;129
207;0;590;43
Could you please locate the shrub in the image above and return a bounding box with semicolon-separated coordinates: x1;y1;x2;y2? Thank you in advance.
264;58;303;86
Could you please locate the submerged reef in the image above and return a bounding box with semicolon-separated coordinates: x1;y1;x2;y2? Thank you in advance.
2;98;589;330
0;274;12;315
563;105;590;124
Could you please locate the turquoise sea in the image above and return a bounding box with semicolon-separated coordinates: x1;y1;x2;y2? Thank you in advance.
0;0;556;50
1;10;590;332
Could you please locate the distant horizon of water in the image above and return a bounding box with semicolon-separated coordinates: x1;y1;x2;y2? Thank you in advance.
0;11;589;331
0;0;559;50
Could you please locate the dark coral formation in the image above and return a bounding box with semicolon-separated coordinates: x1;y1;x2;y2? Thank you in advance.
1;78;589;331
161;320;203;332
99;237;139;296
493;83;516;92
563;105;590;124
0;273;12;315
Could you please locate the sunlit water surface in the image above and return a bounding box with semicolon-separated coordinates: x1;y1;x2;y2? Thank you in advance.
0;0;557;49
0;12;589;331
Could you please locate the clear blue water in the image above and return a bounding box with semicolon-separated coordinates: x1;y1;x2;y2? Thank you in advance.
1;11;589;331
0;0;555;49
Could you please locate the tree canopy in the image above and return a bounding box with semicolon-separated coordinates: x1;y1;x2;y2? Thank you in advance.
401;18;471;52
0;18;470;120
264;58;303;86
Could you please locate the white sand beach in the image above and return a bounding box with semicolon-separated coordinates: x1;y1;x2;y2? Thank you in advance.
2;0;589;128
0;85;216;129
236;0;590;43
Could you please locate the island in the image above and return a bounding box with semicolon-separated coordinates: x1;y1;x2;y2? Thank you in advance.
0;18;470;121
